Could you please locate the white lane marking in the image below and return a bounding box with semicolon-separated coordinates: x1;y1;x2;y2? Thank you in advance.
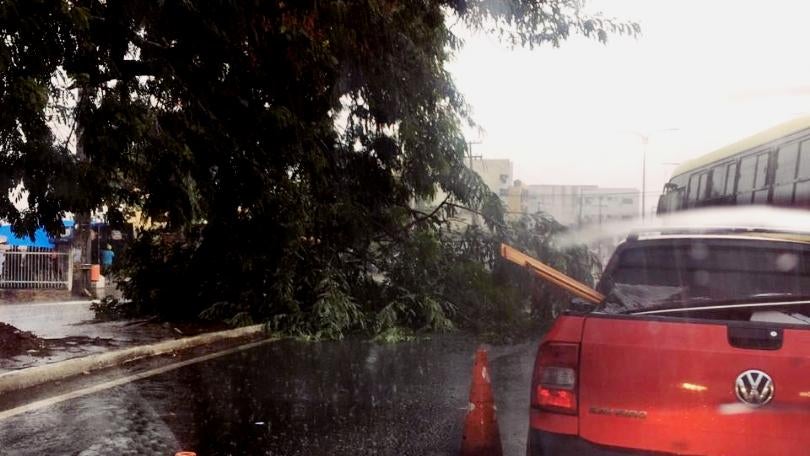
0;338;276;421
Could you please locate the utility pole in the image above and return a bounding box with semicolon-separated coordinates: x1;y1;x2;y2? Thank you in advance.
466;141;482;225
640;135;649;220
466;140;482;168
598;195;603;225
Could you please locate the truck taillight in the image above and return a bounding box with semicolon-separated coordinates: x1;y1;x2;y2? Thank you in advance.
531;342;579;414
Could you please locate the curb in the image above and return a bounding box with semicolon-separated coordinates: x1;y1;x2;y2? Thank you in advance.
0;323;271;394
0;300;92;307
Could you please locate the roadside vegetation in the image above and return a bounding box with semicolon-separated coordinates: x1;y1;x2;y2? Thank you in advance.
114;210;601;341
2;1;630;340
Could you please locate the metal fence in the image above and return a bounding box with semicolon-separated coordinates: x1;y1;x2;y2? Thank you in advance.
0;247;72;289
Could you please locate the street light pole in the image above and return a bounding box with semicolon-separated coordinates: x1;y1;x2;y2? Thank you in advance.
627;128;679;220
641;135;649;220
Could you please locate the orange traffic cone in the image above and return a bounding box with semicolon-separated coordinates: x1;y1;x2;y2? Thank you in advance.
460;346;503;456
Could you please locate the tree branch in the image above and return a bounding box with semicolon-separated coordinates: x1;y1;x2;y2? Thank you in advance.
67;60;161;89
445;202;507;230
405;194;451;229
130;34;171;52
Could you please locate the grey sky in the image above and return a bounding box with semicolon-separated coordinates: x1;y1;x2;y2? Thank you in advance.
448;0;810;213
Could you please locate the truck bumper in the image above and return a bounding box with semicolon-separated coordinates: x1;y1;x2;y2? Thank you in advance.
527;429;677;456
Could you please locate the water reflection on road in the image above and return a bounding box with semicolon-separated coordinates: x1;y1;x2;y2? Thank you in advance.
0;334;538;455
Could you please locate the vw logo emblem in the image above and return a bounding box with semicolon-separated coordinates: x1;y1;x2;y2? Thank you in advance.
735;370;774;407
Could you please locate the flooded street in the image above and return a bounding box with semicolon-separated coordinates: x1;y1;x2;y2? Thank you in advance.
0;335;539;455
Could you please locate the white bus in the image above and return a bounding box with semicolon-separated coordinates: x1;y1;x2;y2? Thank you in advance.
658;116;810;214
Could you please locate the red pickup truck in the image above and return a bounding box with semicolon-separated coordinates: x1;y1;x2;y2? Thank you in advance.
527;231;810;455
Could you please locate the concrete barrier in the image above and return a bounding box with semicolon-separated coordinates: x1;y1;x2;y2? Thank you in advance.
0;323;271;394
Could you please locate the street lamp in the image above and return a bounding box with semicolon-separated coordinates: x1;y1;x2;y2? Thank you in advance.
627;128;680;220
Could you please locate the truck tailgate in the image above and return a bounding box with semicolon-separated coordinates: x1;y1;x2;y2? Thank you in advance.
578;316;810;455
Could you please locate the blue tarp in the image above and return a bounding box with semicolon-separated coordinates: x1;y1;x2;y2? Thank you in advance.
0;220;107;248
0;225;55;248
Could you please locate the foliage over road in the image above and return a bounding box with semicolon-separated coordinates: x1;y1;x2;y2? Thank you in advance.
1;1;633;336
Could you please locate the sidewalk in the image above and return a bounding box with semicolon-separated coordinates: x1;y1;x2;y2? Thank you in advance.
0;300;230;373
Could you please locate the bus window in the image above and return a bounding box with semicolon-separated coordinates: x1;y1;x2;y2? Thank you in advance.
773;182;795;204
724;162;736;195
754;153;768;188
697;172;708;201
752;153;771;203
737;155;757;203
687;174;700;203
738;155;756;190
798;139;810;180
795;140;810;206
671;175;688;189
776;142;799;183
796;181;810;206
710;165;726;198
774;142;799;204
754;188;769;203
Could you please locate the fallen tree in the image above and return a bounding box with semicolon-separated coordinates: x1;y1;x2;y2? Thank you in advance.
2;1;633;336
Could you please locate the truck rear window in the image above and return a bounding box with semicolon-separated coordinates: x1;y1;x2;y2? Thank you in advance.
598;237;810;316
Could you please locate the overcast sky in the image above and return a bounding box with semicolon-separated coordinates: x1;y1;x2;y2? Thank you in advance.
448;0;810;213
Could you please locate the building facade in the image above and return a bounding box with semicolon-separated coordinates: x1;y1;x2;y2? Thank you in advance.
578;187;640;226
417;157;639;230
470;158;513;201
505;182;640;227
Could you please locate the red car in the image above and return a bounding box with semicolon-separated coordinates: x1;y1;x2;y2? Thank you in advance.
528;231;810;455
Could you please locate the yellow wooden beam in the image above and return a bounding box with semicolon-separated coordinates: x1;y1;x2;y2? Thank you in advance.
500;243;605;305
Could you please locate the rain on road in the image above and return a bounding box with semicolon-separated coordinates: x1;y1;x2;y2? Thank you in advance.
0;335;539;455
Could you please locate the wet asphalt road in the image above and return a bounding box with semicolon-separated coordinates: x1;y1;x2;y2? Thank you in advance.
0;335;539;455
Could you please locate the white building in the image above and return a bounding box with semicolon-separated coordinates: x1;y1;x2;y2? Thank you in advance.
579;187;640;226
416;157;639;234
470;158;513;201
521;184;596;225
413;158;513;227
509;182;639;227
